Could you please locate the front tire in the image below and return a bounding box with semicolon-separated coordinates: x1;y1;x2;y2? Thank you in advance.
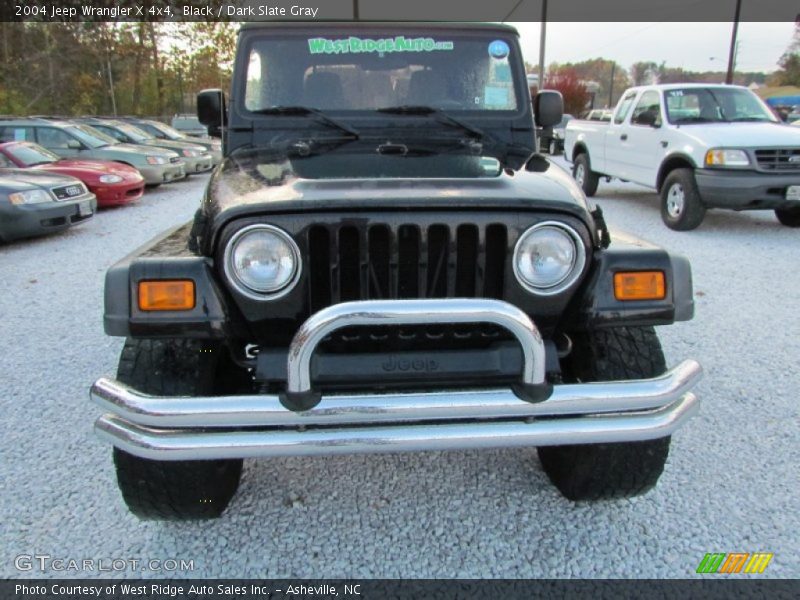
660;168;706;230
775;207;800;227
538;327;672;501
572;153;599;196
112;339;244;520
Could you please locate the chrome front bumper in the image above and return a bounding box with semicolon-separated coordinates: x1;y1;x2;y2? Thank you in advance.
92;299;702;461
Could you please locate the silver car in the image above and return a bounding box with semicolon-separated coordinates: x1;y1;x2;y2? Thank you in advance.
0;119;185;185
79;119;213;175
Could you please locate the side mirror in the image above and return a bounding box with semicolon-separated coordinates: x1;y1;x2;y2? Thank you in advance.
534;90;564;128
197;89;227;133
67;140;82;150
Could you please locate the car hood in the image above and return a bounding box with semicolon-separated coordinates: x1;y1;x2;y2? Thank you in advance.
46;159;138;174
678;121;800;148
196;148;593;254
0;168;79;190
107;143;177;158
141;138;206;153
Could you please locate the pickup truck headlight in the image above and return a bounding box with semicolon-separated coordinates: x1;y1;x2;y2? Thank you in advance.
223;224;301;299
146;156;168;165
8;189;52;205
705;149;750;167
513;222;586;295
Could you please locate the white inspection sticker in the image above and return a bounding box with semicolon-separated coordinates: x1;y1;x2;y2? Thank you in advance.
786;186;800;201
484;86;509;107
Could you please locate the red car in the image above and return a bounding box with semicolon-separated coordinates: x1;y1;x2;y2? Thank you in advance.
0;141;145;207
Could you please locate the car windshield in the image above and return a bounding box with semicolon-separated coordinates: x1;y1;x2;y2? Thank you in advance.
68;125;118;148
244;33;521;113
664;87;777;124
7;142;59;166
116;123;154;142
147;121;184;140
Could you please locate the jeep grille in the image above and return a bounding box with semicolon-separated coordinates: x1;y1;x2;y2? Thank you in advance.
306;222;508;311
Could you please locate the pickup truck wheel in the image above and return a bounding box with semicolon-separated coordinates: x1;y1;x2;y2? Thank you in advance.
775;207;800;227
573;154;599;196
537;327;671;501
112;338;243;520
660;169;706;230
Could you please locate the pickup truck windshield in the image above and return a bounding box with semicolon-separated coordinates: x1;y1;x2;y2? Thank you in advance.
664;87;777;124
244;34;520;113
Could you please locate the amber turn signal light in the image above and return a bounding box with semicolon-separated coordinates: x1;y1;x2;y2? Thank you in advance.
138;280;195;311
613;271;666;301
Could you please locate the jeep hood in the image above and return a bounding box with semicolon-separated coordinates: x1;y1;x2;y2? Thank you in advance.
196;148;592;254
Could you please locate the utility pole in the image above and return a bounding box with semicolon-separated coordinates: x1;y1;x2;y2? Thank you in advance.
353;0;359;20
726;0;742;84
607;63;616;108
107;56;117;116
537;0;548;90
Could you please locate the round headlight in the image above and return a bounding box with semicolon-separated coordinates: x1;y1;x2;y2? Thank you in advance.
513;222;586;295
224;225;300;299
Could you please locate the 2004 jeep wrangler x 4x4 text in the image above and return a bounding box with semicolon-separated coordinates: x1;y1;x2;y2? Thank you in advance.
91;23;703;520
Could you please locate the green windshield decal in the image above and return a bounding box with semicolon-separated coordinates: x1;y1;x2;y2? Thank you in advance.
308;36;454;55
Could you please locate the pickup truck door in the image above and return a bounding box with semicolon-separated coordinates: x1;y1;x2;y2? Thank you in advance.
602;91;638;179
625;90;666;187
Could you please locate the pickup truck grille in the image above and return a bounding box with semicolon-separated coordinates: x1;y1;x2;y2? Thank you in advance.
755;148;800;171
306;222;508;311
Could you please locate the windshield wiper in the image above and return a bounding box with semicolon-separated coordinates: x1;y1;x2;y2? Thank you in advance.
376;105;485;139
730;116;770;122
251;106;359;139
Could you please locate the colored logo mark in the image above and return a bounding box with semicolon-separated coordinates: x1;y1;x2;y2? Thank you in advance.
696;552;773;574
488;40;510;59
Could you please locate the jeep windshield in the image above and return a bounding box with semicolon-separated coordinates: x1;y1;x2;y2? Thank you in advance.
665;87;777;124
243;34;522;114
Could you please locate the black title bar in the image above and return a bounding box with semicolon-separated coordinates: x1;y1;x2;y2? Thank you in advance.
1;0;798;22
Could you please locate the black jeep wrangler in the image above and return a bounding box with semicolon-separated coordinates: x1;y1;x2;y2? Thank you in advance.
91;23;702;520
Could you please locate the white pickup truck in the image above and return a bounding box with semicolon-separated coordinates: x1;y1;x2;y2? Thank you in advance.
564;83;800;230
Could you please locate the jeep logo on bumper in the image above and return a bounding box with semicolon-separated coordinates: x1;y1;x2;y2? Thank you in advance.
381;357;440;372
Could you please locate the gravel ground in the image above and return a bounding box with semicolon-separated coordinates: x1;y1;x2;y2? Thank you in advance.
1;164;798;579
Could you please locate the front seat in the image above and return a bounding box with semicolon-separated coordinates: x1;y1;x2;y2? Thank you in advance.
304;72;345;109
405;70;447;106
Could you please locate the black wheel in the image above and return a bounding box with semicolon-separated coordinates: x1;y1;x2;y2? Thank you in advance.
572;153;599;196
538;327;672;501
660;168;706;230
112;339;245;520
775;207;800;227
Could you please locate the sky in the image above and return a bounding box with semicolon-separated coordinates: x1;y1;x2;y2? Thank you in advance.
510;22;796;74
